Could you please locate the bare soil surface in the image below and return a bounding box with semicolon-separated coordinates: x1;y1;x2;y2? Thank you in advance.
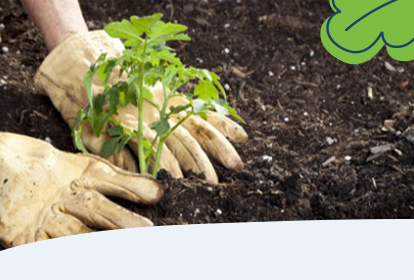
1;0;414;250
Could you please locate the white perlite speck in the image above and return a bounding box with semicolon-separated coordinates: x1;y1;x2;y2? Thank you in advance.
385;61;396;72
310;50;315;57
262;155;273;162
326;137;335;145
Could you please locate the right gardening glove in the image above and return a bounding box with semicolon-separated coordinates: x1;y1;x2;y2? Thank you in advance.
34;31;248;184
0;132;163;248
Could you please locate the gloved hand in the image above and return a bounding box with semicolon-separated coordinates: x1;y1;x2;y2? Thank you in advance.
34;31;248;183
0;132;163;248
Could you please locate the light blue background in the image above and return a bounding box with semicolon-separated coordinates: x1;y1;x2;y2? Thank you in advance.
1;221;413;279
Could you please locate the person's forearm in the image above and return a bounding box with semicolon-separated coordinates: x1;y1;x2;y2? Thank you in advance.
21;0;88;51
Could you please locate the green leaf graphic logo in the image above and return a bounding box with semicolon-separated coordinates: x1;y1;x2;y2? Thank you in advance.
321;0;414;64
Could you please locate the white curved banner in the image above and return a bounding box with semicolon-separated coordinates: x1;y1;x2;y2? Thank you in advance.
0;220;413;279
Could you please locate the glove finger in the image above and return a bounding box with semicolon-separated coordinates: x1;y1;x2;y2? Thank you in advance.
128;124;184;179
41;207;94;239
180;115;244;170
166;95;246;170
34;229;50;243
63;188;153;229
204;111;248;144
167;94;248;144
165;122;218;184
7;233;36;248
79;121;138;173
78;154;164;205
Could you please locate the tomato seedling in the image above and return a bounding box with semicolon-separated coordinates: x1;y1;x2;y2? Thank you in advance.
72;13;244;177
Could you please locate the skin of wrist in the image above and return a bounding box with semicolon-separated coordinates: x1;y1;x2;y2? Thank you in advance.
21;0;88;51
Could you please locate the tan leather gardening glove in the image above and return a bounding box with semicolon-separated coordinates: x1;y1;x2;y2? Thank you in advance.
0;132;163;248
35;31;248;184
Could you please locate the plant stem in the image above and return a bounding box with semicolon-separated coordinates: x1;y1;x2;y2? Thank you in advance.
144;98;161;112
137;38;148;174
109;118;137;138
151;111;194;177
145;134;159;164
164;111;194;139
149;134;160;155
152;137;165;177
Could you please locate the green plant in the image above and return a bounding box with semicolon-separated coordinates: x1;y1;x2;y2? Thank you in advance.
72;13;243;177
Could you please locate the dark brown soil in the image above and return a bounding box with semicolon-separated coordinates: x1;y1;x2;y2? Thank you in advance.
1;0;414;249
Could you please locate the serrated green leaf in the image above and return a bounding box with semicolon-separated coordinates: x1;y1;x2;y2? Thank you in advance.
194;80;219;101
82;53;108;108
142;87;153;99
74;130;88;153
122;49;135;58
163;65;179;89
90;112;109;137
201;69;213;81
104;20;144;48
144;64;164;86
143;138;153;166
90;53;107;72
89;94;108;137
192;99;206;113
150;22;189;40
73;109;87;131
211;100;228;115
117;134;132;153
150;50;180;65
117;82;131;107
143;137;152;151
92;94;105;113
100;137;120;159
209;71;220;82
98;59;117;87
168;34;191;41
131;14;162;34
198;111;208;120
128;78;139;106
151;118;170;135
105;86;120;115
82;70;95;108
226;106;245;123
106;83;129;113
183;93;193;100
108;125;124;137
214;80;226;99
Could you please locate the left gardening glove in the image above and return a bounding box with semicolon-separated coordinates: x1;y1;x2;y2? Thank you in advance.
34;31;248;183
0;132;163;248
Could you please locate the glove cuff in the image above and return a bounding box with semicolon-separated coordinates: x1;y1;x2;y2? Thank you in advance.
34;30;124;123
35;30;112;96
